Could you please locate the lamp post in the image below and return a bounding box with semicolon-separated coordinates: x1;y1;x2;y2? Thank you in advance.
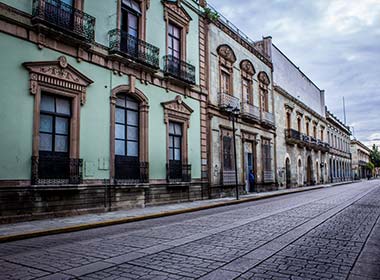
225;105;240;200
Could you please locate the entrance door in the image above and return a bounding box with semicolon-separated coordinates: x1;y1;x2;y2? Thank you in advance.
285;158;291;188
244;142;254;192
306;156;312;185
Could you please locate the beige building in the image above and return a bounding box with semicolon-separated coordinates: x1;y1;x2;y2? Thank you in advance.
326;111;352;182
269;46;329;188
351;140;371;179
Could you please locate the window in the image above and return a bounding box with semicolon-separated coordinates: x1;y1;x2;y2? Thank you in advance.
258;72;270;112
223;135;234;171
168;23;181;59
45;0;75;30
169;122;182;162
306;122;310;136
221;67;231;94
262;138;273;182
242;78;252;104
286;112;291;130
320;129;324;141
39;94;71;157
313;125;317;138
297;117;302;132
115;95;139;158
120;0;141;55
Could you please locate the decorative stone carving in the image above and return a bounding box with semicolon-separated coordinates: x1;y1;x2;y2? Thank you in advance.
23;56;93;105
162;95;193;126
240;60;255;75
163;0;192;33
217;44;236;63
258;71;270;85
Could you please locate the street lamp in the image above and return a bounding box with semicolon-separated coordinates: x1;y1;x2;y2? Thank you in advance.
225;104;240;200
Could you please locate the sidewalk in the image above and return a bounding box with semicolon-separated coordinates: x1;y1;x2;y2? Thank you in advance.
0;181;353;242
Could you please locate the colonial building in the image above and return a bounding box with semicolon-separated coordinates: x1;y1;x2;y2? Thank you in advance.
351;140;371;179
201;5;276;196
326;110;352;182
268;45;330;188
0;0;208;219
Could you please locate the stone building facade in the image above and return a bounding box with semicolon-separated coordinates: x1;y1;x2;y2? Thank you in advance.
270;46;330;188
351;140;371;179
202;7;276;196
326;111;352;182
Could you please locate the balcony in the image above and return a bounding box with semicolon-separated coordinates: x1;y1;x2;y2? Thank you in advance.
262;111;275;126
32;0;95;42
163;55;196;85
167;162;192;182
109;29;160;69
114;157;149;184
285;129;329;152
221;170;236;186
241;103;260;122
31;156;83;185
218;92;240;110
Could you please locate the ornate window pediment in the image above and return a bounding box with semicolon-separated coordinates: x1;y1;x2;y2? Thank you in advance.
258;71;270;85
23;56;93;105
162;95;193;126
163;0;192;33
240;60;255;76
217;44;236;64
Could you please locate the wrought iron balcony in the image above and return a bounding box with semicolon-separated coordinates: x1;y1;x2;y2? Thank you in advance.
166;162;191;182
262;111;275;125
114;157;149;183
31;156;83;185
218;92;240;110
109;29;160;69
285;128;302;144
221;170;236;186
285;129;329;152
241;103;260;121
32;0;95;42
163;55;196;84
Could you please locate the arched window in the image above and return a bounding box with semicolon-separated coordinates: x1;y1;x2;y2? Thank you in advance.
240;60;255;105
111;85;149;183
217;45;236;96
258;72;270;112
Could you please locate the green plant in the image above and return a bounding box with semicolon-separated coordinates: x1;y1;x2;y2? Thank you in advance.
204;7;219;21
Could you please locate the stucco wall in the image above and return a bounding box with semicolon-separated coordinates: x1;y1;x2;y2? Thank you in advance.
272;45;325;117
0;33;201;181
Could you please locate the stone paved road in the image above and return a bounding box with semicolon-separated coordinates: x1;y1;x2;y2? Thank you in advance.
1;180;380;280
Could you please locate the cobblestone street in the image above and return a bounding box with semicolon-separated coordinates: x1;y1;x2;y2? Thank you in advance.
1;181;380;280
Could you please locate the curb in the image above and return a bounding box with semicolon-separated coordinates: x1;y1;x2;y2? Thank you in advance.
0;185;328;243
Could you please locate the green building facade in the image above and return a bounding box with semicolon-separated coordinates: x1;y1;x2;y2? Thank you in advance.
0;0;208;219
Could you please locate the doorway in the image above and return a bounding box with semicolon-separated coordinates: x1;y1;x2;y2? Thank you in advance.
244;142;254;192
306;156;312;185
285;158;291;188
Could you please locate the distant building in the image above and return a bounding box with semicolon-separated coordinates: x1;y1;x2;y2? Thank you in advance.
351;140;371;179
326;111;352;182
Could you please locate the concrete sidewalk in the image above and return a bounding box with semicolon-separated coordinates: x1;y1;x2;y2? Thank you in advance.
0;182;353;242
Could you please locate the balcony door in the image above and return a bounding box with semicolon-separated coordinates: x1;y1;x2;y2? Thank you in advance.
121;0;141;56
38;93;71;179
168;122;183;179
45;0;75;31
167;23;182;76
115;94;140;180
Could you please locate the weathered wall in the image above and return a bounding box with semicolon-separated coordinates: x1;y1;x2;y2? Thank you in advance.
272;45;325;117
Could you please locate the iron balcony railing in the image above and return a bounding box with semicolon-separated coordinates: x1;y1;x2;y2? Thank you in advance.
262;111;275;125
32;0;95;42
285;128;302;142
285;129;329;152
167;162;191;182
114;156;149;183
221;170;236;186
241;103;260;121
31;156;83;185
109;29;160;69
163;55;196;84
218;92;240;110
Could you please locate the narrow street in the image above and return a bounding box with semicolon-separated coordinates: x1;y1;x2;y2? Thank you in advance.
1;181;380;280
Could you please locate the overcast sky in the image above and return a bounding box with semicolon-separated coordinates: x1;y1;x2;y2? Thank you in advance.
208;0;380;148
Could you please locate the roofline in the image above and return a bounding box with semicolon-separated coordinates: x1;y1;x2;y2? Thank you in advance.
272;44;323;93
326;109;351;134
351;140;372;153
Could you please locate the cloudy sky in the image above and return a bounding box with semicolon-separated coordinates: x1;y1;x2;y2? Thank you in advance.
208;0;380;148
